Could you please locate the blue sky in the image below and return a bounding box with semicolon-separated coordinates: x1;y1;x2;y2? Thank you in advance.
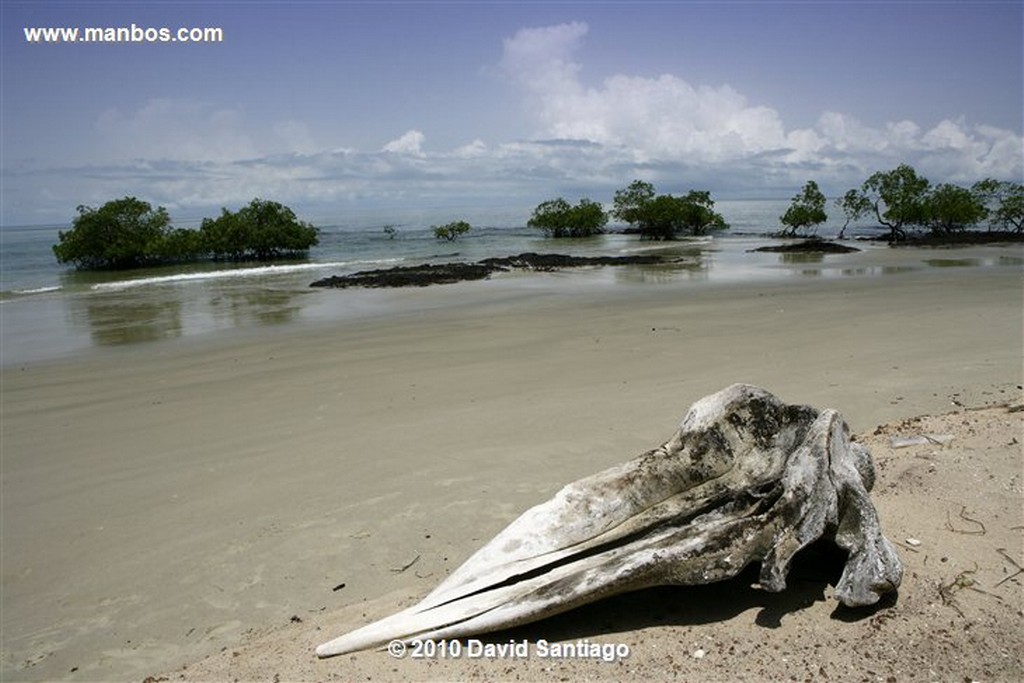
2;0;1021;226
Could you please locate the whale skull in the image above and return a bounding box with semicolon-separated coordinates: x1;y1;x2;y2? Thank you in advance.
316;383;902;657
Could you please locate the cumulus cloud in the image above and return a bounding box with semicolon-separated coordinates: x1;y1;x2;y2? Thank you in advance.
498;21;587;97
497;21;1022;185
382;129;426;155
499;22;789;162
5;23;1021;226
798;111;1022;182
453;139;488;158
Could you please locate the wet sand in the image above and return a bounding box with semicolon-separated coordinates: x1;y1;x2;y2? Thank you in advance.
1;247;1021;681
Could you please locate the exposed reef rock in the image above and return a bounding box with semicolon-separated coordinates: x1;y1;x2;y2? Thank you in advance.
751;240;861;254
311;262;496;288
478;252;667;270
309;252;672;288
316;384;902;657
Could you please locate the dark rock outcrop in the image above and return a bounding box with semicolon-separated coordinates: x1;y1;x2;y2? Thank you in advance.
310;252;675;288
750;240;861;254
310;262;496;289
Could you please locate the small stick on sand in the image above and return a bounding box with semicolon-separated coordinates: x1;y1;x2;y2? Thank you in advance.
994;548;1023;587
945;506;986;535
390;554;421;574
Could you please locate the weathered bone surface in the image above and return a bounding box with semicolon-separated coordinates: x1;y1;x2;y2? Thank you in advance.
316;383;902;658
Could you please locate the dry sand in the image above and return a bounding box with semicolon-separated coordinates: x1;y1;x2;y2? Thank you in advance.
160;405;1024;683
2;250;1022;682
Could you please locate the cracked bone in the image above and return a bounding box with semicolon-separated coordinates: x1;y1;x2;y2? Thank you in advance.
316;383;902;657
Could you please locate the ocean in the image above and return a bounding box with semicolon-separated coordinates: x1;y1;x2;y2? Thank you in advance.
0;198;926;366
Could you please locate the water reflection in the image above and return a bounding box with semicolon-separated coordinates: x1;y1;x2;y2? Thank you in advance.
62;277;309;348
615;249;710;284
67;290;183;346
924;258;981;268
208;285;307;326
779;252;825;265
792;265;919;278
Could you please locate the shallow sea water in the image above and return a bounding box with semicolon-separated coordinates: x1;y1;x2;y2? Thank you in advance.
1;201;1020;366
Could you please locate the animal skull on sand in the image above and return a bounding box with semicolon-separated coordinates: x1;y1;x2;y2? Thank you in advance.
317;383;902;657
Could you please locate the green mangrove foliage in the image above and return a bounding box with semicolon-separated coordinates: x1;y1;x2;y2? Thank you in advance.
837;164;1020;241
528;198;608;237
200;199;318;260
53;197;174;269
778;181;828;237
860;164;932;241
972;179;1024;233
612;180;728;240
53;197;319;269
835;189;873;239
432;220;472;241
923;183;988;236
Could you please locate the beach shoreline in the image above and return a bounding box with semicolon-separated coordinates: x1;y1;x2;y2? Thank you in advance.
2;236;1020;368
1;249;1022;681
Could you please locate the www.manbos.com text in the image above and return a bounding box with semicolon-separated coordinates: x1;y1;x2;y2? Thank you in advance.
24;24;224;45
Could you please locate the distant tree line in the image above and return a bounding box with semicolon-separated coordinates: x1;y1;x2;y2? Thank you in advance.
53;197;319;269
526;168;1021;243
56;165;1021;270
780;165;1023;241
528;180;729;240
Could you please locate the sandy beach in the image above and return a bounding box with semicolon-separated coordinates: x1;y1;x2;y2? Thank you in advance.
2;246;1022;682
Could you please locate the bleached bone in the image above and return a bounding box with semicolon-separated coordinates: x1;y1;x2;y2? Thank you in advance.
316;383;902;657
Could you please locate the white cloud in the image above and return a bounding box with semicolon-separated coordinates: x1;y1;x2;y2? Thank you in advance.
795;111;1021;182
382;129;426;155
453;139;488;158
5;23;1021;226
814;111;882;152
496;21;1022;184
499;22;789;162
917;121;1022;182
498;21;587;96
886;120;923;149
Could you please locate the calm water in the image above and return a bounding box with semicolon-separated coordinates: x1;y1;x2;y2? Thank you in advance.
0;200;1014;365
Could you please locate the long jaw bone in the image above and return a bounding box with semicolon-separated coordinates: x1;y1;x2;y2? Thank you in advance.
315;384;903;658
